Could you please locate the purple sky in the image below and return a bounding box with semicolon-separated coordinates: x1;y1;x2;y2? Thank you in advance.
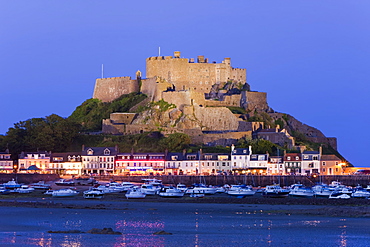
1;1;369;167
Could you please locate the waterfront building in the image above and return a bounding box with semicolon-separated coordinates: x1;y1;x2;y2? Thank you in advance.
115;153;165;175
267;156;284;175
18;151;51;173
81;147;118;175
165;152;184;175
179;152;201;175
284;153;302;174
0;151;13;173
49;152;83;176
320;154;344;175
249;154;269;175
200;153;231;175
301;150;321;175
230;146;252;173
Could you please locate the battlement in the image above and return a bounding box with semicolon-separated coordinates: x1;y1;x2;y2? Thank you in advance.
93;76;139;102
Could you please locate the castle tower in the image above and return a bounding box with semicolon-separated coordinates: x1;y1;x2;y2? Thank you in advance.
146;51;247;94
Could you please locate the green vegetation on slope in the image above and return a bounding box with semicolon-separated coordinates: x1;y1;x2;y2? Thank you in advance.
68;92;147;131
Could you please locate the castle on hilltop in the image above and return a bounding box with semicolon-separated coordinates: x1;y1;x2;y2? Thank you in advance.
93;51;268;111
92;51;325;149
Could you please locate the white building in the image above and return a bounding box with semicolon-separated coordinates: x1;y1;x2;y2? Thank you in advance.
81;147;118;175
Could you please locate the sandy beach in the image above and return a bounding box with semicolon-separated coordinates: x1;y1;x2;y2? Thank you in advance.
1;191;370;247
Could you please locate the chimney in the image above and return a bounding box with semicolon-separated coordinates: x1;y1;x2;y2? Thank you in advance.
197;55;205;63
231;144;235;153
249;145;252;155
82;145;85;151
174;51;181;58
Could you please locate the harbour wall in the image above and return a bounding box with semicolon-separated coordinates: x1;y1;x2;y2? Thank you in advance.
1;174;369;187
94;175;370;188
0;174;59;184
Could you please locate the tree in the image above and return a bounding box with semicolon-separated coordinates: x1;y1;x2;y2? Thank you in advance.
159;133;191;152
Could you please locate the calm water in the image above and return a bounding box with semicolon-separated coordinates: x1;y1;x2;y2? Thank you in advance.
0;202;369;247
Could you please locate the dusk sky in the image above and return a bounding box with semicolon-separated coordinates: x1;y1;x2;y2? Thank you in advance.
1;1;369;167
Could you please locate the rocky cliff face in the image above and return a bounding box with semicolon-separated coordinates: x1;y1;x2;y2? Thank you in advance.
268;112;337;149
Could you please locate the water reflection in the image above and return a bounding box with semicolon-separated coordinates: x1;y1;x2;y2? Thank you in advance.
1;206;369;246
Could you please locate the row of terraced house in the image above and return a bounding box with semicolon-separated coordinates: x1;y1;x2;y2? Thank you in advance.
0;145;349;176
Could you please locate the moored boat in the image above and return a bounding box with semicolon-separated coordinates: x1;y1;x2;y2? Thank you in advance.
186;184;217;195
125;187;146;199
227;185;255;197
141;184;159;195
83;188;104;199
2;179;22;189
289;184;314;197
55;179;75;186
121;182;135;191
0;186;10;195
29;181;51;190
312;184;332;197
52;188;79;197
176;183;188;193
13;185;35;194
262;185;290;197
158;187;184;198
329;191;351;199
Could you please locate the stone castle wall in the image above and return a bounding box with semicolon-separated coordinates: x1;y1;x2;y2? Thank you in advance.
205;94;241;107
182;105;240;131
93;77;139;102
146;52;246;94
244;92;268;111
109;113;137;124
162;91;206;108
140;77;168;102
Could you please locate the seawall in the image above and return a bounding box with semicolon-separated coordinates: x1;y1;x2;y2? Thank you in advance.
93;175;370;187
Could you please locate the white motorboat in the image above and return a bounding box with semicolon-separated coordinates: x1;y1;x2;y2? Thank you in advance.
104;182;126;193
44;190;54;195
189;192;205;198
158;187;184;198
141;184;158;195
312;184;332;197
142;179;163;191
2;179;22;189
329;191;351;199
29;181;51;190
186;184;217;195
83;188;104;199
52;188;79;197
96;185;117;194
121;182;135;191
262;185;290;197
13;185;35;194
55;179;75;186
227;187;255;197
289;184;314;197
125;187;146;199
0;186;10;195
366;185;370;192
176;183;188;192
214;186;227;193
142;178;162;186
351;189;370;198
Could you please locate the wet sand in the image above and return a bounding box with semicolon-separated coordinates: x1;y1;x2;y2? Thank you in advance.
1;191;370;246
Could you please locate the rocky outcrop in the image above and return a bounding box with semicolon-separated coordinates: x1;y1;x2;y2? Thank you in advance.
268;113;337;149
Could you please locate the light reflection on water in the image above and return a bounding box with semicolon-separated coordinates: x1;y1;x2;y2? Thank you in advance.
1;207;370;246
